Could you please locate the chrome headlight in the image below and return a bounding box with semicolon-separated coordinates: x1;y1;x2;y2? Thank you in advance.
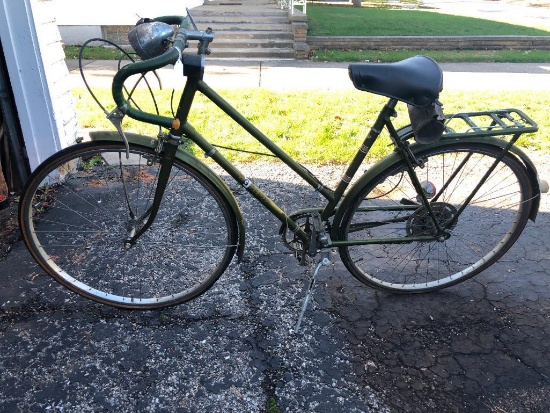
128;21;175;60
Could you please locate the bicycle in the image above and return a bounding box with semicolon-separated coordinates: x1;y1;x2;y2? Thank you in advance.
18;14;548;310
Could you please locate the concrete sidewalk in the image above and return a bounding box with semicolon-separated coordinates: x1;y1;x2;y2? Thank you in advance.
68;59;550;92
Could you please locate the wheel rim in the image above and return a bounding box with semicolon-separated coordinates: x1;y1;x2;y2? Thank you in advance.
22;144;236;307
340;145;531;292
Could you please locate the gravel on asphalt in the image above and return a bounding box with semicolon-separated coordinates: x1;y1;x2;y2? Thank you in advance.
2;155;550;412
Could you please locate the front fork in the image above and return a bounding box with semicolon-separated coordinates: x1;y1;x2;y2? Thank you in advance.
124;133;181;248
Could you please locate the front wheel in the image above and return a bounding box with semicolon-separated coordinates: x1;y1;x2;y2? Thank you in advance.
338;143;533;293
19;141;238;309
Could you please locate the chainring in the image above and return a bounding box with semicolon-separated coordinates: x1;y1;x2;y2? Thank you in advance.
279;212;314;253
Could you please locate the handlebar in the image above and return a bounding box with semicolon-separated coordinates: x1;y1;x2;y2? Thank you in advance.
111;15;214;130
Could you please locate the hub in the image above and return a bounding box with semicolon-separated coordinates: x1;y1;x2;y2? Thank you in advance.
406;202;458;238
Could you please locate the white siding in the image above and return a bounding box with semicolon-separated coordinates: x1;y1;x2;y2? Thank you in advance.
55;0;203;25
33;0;78;151
0;0;77;169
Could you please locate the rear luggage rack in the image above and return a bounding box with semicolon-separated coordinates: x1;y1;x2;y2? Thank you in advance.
443;108;538;138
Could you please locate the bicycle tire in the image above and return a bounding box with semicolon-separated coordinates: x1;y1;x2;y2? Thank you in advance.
338;142;533;293
19;141;238;309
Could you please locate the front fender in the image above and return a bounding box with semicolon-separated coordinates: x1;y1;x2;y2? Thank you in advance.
88;131;246;261
331;136;543;240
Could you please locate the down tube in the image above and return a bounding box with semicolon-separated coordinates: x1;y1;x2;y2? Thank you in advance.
180;122;311;245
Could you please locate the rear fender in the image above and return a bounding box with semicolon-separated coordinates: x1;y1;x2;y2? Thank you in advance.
331;136;543;240
89;131;246;261
435;136;543;222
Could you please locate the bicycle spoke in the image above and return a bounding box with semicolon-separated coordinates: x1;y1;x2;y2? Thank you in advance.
340;143;532;292
21;143;237;308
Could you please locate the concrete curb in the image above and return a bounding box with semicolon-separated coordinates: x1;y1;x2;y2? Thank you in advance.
307;35;550;51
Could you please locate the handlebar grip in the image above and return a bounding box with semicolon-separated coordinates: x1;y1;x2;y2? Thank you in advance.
154;15;189;26
112;48;179;129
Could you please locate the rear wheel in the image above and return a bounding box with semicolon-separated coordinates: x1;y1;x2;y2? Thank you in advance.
338;143;533;293
19;141;238;308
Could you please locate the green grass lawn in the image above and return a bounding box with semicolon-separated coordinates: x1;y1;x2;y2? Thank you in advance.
68;44;550;64
312;49;550;63
307;4;550;62
307;4;550;36
72;87;550;164
65;45;135;60
65;4;550;64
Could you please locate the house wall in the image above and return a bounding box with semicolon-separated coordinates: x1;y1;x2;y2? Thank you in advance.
0;0;77;170
56;0;203;45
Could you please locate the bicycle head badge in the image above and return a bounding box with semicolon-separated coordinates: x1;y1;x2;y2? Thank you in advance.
128;20;175;60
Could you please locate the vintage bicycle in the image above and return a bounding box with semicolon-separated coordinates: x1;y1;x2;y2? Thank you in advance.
18;14;548;309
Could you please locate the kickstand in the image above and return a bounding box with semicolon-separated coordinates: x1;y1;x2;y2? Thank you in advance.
294;250;331;334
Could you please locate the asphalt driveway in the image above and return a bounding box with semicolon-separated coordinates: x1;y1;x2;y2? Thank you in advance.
2;54;550;412
1;158;549;412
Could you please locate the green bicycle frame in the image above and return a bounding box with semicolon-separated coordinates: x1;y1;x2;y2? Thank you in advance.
163;56;413;250
116;54;541;252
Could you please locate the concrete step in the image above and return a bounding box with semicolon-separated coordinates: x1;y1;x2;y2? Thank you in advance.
213;30;294;40
205;0;278;3
190;0;296;60
207;47;295;59
197;22;292;31
191;7;288;20
199;0;284;8
193;9;289;18
192;6;287;16
212;38;294;48
193;16;290;24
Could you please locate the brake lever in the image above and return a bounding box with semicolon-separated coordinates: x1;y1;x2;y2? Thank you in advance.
107;108;130;159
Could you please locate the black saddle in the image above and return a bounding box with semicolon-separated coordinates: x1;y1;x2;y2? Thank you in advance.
348;55;443;107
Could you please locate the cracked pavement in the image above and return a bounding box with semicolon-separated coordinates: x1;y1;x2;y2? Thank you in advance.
1;157;549;412
4;0;550;408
